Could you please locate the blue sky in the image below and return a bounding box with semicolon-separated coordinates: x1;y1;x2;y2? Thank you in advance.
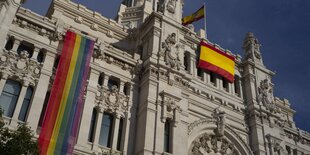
23;0;310;131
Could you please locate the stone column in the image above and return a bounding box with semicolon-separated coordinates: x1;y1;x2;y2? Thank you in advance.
31;46;40;60
119;81;125;94
92;109;103;151
0;73;8;96
103;74;110;87
111;114;121;150
12;39;20;52
121;112;131;154
190;55;196;77
27;52;55;133
76;69;100;150
10;81;29;127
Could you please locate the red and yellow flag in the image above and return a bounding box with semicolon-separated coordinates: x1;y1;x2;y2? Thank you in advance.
198;41;235;82
182;6;205;26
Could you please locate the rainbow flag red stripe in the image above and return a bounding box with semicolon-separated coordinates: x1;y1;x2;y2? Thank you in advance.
38;31;94;155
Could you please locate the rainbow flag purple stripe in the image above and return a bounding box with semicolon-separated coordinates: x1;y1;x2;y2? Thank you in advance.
38;31;94;155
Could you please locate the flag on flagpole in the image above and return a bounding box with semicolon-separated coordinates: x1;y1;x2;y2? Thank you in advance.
198;41;235;82
182;5;205;26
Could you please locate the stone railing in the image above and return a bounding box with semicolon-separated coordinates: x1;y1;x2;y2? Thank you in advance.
0;49;42;86
98;146;122;155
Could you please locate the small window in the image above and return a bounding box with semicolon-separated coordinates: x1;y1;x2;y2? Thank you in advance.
108;77;119;91
37;49;46;63
197;68;203;79
222;78;229;92
210;72;216;85
286;146;291;155
17;41;34;58
18;87;33;121
88;108;97;142
123;82;130;96
0;80;21;117
234;76;241;96
117;117;124;150
38;91;50;127
99;113;114;147
184;52;190;72
5;37;14;51
98;73;105;87
164;119;172;153
53;55;60;70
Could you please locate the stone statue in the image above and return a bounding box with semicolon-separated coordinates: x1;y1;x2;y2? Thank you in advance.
160;33;181;70
166;0;177;13
135;0;144;6
157;0;165;13
243;32;262;60
258;79;276;112
213;108;226;137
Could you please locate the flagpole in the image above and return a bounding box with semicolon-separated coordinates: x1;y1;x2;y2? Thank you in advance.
203;2;207;39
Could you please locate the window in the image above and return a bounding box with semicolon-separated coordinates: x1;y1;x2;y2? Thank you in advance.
37;49;46;63
123;82;130;96
18;87;33;121
197;68;203;79
38;92;50;127
0;80;21;117
17;41;34;58
210;72;216;85
164;120;172;153
108;77;119;91
222;77;229;92
99;113;114;147
286;146;291;155
53;55;60;70
5;37;14;51
98;73;104;87
88;108;97;142
117;118;124;150
184;52;190;72
234;76;241;96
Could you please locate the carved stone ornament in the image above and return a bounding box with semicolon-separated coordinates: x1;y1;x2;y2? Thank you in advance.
257;79;278;112
93;42;105;60
243;32;262;60
212;108;226;137
157;0;165;13
160;91;182;125
266;134;284;155
0;50;42;86
190;133;238;155
160;33;182;70
95;85;129;113
166;0;177;14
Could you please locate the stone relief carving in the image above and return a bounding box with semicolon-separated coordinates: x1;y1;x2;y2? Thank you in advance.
0;50;42;86
93;42;105;60
157;0;165;13
160;33;182;70
166;0;177;14
96;85;129;113
212;108;226;137
258;79;277;112
160;92;182;126
243;32;261;60
190;133;238;155
266;134;284;155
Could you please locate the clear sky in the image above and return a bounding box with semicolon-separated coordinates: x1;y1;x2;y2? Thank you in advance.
23;0;310;131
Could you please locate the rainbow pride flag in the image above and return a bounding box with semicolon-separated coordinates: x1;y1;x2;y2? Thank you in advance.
38;31;94;154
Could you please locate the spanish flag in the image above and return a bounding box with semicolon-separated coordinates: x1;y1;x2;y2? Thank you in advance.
182;6;205;26
198;41;235;82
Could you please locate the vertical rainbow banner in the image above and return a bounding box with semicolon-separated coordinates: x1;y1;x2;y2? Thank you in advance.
38;31;94;155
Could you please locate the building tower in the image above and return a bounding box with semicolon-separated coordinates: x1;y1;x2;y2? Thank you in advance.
0;0;25;50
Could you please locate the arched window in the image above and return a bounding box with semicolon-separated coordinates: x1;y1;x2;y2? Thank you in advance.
0;80;21;117
99;113;114;147
18;87;33;121
117;117;124;150
88;108;97;142
37;49;46;63
98;73;105;87
17;41;34;58
164;120;172;153
5;37;14;51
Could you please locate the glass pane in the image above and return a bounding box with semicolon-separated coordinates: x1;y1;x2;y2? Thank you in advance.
4;80;21;95
0;92;18;117
88;108;97;142
24;87;33;100
99;113;113;147
18;100;30;121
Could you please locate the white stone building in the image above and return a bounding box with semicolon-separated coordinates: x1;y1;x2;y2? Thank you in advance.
0;0;309;155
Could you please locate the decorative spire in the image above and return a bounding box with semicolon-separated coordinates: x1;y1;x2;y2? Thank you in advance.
242;32;262;62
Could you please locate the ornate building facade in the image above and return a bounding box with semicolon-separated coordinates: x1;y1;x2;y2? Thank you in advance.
0;0;309;155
